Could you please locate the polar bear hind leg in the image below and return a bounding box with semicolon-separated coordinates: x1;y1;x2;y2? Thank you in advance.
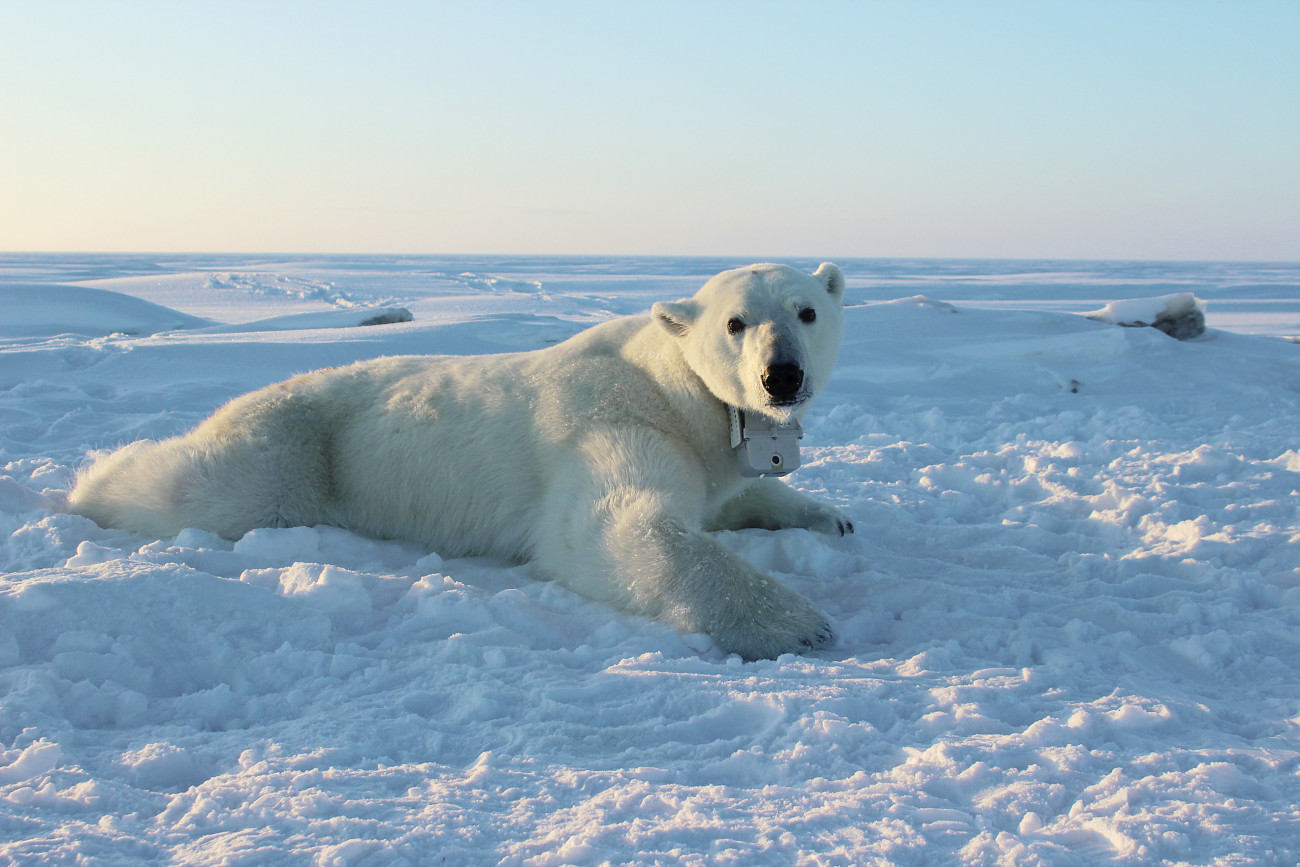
69;388;340;540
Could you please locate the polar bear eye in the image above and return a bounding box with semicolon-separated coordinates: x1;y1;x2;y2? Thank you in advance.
727;317;746;335
799;308;816;324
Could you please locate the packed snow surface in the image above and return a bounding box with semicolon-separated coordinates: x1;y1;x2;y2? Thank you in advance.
1;254;1298;865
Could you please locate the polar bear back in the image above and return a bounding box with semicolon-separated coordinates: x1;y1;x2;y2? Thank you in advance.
156;315;693;557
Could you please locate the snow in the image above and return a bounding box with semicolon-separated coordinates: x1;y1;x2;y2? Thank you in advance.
0;284;213;339
1;254;1298;864
1084;294;1207;340
1083;293;1204;328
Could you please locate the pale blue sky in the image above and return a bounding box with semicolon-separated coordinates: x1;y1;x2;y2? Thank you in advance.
2;1;1297;259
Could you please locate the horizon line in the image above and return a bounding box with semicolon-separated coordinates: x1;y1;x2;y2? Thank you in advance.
3;250;1299;267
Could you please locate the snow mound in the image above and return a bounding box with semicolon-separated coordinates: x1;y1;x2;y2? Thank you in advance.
0;284;214;338
0;281;412;340
1084;292;1207;339
194;306;413;334
876;294;959;313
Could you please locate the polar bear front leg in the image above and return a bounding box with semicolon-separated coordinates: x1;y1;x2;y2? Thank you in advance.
710;478;854;536
610;510;836;660
534;430;834;660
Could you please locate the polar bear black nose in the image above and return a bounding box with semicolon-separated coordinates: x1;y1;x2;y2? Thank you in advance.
762;362;804;404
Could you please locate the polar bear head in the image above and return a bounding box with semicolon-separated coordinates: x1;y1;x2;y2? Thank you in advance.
652;263;846;422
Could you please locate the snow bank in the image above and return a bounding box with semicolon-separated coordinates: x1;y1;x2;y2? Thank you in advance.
0;284;214;338
1;255;1298;864
0;283;411;340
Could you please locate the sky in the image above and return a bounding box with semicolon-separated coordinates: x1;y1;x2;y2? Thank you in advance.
2;1;1298;261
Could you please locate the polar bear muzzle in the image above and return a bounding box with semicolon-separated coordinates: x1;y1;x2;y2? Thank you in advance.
761;361;804;405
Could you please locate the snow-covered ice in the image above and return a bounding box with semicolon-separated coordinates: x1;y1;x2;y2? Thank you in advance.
1;254;1298;864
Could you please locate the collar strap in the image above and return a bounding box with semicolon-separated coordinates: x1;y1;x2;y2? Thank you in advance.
728;405;744;448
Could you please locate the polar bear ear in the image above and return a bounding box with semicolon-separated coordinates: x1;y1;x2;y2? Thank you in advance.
813;262;846;304
652;300;699;338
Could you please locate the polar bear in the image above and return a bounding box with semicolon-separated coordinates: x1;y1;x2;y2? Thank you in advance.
70;263;853;659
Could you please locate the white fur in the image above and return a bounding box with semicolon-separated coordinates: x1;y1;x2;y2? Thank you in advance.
70;263;852;659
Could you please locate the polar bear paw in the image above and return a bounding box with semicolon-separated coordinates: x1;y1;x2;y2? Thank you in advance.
803;505;855;537
707;582;836;661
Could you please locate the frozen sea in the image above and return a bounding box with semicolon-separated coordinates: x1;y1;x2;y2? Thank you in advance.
1;254;1298;865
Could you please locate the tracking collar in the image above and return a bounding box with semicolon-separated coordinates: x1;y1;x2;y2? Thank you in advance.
728;406;803;477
